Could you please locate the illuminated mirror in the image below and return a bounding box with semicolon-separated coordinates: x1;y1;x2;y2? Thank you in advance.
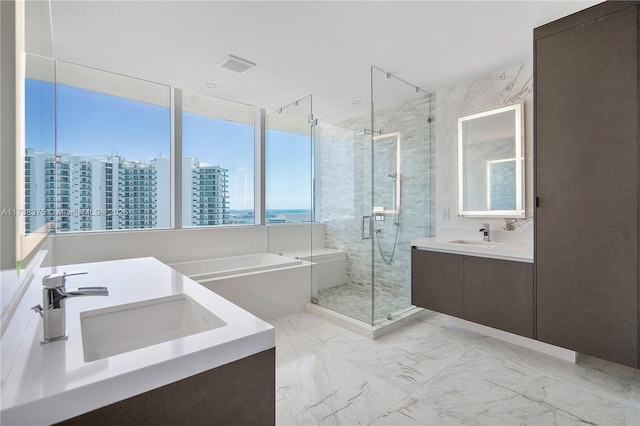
458;103;524;217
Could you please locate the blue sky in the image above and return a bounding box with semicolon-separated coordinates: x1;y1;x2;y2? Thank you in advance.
26;79;312;211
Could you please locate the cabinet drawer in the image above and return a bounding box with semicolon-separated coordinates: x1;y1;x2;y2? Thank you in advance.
411;248;463;318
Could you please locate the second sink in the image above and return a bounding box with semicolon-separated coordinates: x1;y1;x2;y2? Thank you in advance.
446;239;498;248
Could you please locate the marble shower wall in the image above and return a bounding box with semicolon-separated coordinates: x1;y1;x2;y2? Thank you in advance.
436;62;534;237
316;94;434;306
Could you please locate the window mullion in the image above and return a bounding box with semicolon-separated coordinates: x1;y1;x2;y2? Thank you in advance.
172;87;182;229
255;108;266;225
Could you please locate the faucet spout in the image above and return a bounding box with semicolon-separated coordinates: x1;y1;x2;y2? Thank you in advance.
63;287;109;298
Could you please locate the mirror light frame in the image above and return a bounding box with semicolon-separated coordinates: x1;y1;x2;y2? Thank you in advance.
457;102;524;218
373;131;401;216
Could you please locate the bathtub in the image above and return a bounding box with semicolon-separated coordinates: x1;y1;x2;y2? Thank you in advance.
268;248;348;300
170;253;303;281
169;253;311;321
295;249;347;299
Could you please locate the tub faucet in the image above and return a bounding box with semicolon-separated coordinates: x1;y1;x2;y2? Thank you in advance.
479;223;491;241
31;271;108;344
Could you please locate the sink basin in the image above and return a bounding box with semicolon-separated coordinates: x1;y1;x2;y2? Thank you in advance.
446;239;498;248
80;294;226;362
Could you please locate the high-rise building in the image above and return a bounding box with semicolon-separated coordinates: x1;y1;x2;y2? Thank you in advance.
24;150;230;233
25;150;94;232
24;149;52;233
69;156;92;231
153;157;171;228
192;163;229;226
182;158;229;226
117;159;157;230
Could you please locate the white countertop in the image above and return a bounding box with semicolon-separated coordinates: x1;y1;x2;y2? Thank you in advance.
1;257;275;425
411;237;533;263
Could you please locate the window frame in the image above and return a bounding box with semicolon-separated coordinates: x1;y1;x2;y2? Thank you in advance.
22;60;317;235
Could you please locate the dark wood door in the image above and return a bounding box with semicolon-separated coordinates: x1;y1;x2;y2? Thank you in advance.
411;248;463;318
464;256;533;338
535;5;638;367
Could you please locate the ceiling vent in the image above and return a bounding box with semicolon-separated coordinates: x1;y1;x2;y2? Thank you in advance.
218;54;256;74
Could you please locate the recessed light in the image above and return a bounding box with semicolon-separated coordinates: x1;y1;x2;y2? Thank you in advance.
205;83;218;89
352;100;362;105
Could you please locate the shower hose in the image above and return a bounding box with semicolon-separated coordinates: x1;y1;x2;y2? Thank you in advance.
375;222;400;265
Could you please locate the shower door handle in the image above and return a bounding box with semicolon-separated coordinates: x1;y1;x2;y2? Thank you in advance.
361;215;372;240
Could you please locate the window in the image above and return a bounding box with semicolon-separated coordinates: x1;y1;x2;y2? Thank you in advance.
182;91;255;226
24;55;55;235
54;61;171;232
265;105;313;224
21;59;317;233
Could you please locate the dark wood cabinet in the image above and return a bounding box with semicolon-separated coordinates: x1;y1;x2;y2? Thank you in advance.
412;248;463;318
464;256;533;338
58;349;275;425
535;1;639;368
411;248;533;338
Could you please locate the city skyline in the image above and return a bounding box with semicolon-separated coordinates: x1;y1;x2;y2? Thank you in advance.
24;148;232;232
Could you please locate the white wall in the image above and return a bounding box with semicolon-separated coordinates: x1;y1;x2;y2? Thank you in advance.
49;223;325;266
49;226;268;266
435;62;534;240
1;0;17;271
267;222;325;255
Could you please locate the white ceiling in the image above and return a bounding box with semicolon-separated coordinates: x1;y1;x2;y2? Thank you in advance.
48;0;598;119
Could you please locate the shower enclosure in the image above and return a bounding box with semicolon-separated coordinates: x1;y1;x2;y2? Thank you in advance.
314;66;434;325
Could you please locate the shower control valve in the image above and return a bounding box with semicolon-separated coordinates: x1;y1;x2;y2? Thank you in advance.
373;206;385;221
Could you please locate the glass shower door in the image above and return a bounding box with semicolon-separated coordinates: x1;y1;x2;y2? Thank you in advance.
314;67;432;326
265;95;315;306
371;66;433;324
314;103;376;324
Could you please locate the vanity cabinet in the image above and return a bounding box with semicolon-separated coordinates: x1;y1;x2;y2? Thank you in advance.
464;256;533;338
411;248;533;338
57;349;275;425
535;1;639;368
412;249;464;318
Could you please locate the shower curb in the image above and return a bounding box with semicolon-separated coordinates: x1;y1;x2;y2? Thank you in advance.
304;303;428;340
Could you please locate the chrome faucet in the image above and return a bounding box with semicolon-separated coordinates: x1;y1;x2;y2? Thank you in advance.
31;271;108;344
479;223;491;241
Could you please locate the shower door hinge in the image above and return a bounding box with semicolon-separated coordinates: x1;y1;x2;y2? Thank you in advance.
311;297;318;304
308;114;318;127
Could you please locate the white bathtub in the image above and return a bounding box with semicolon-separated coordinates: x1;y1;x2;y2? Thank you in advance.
170;253;303;281
290;249;347;299
169;253;311;321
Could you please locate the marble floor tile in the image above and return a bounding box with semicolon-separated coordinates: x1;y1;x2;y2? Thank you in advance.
270;313;351;361
473;337;640;400
374;344;634;425
320;318;484;394
272;312;640;426
626;378;640;426
276;347;407;426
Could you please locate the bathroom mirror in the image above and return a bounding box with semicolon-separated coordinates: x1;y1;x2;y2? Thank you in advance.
458;103;524;217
